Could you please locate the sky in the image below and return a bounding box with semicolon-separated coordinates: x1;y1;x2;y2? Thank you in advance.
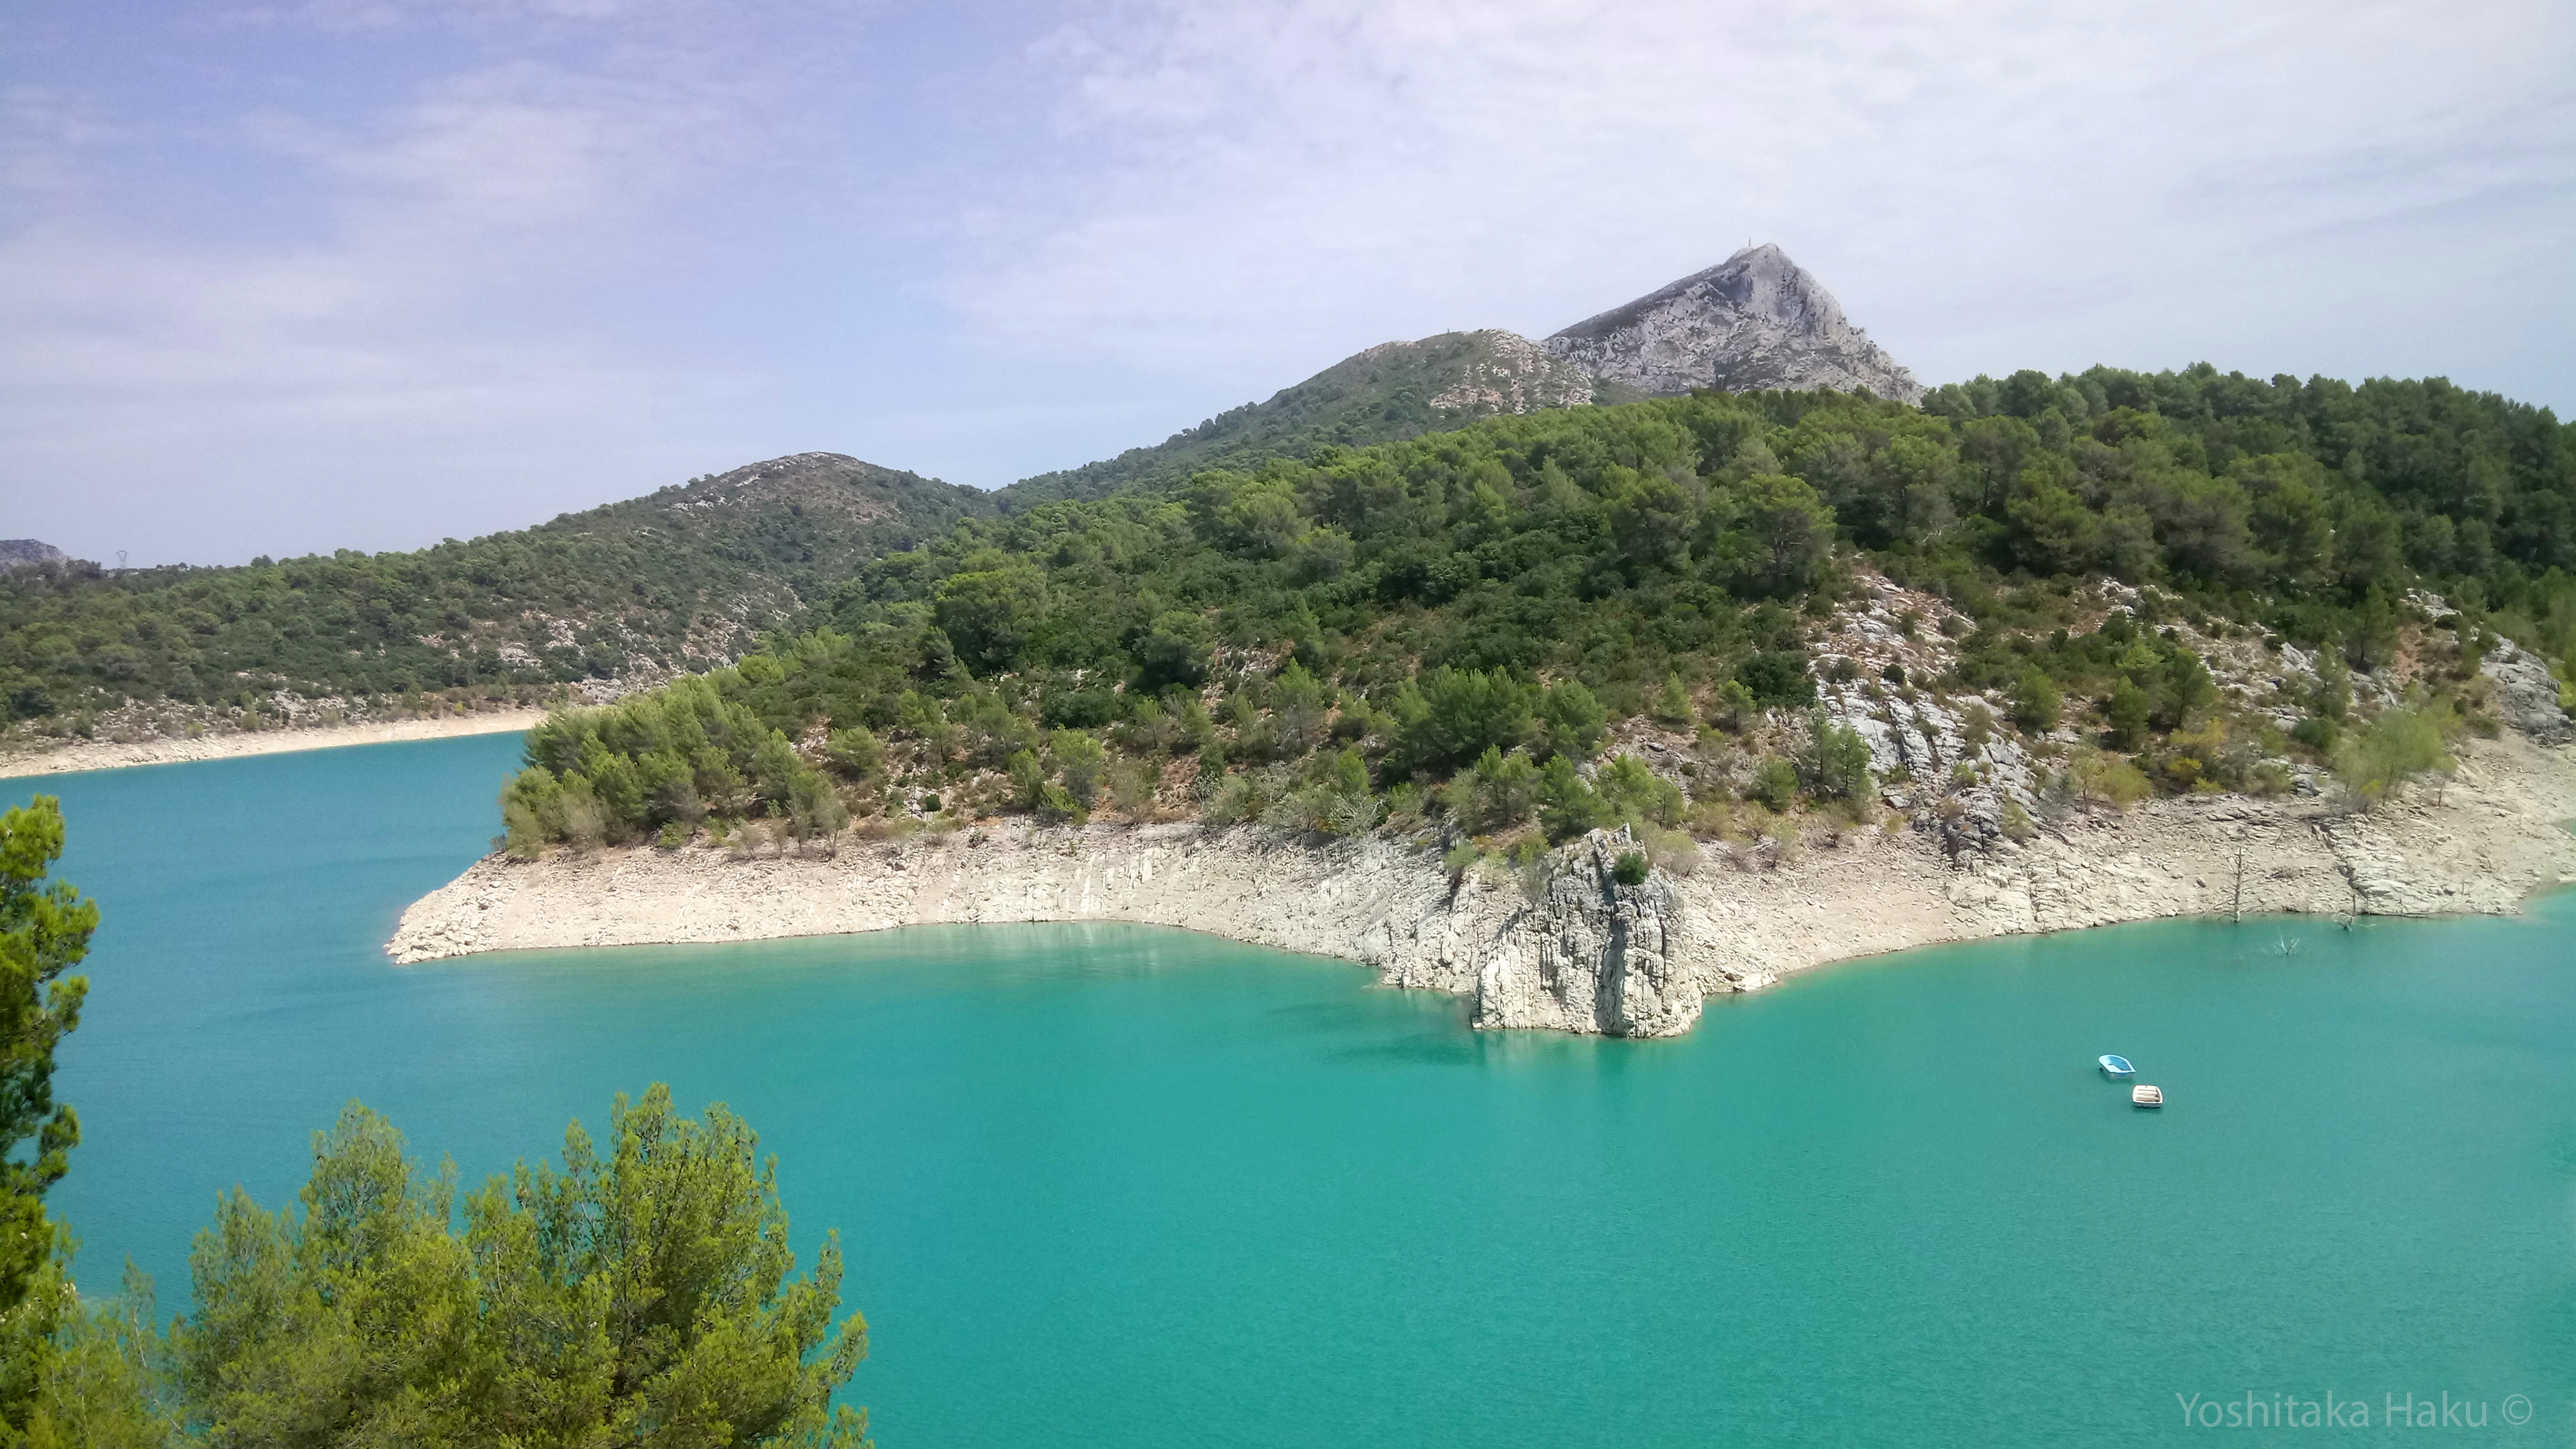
3;0;2571;567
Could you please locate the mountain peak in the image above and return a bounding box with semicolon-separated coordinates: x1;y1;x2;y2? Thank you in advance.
996;329;1613;511
0;539;66;572
1544;246;1921;402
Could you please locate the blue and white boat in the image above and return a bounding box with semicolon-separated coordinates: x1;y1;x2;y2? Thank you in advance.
2098;1055;2136;1079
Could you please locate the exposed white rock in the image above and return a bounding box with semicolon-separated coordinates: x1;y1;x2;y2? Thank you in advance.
2479;638;2572;743
390;731;2576;1039
1412;331;1600;415
1470;832;1696;1036
1544;244;1923;402
0;540;66;571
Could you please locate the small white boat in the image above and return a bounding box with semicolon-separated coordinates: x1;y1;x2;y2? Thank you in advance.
2098;1055;2135;1078
2131;1084;2164;1108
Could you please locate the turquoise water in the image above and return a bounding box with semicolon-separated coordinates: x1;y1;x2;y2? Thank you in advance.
37;735;2576;1444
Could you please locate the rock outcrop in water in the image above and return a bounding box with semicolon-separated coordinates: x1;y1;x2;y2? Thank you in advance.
1472;832;1695;1036
386;564;2576;1038
391;822;1711;1038
1544;244;1923;402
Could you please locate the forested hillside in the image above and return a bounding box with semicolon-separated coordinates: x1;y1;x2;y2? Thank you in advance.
496;366;2576;861
0;453;988;741
999;330;1630;511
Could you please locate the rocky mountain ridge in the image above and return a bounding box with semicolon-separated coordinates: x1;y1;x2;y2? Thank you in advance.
1000;245;1914;508
1544;244;1923;402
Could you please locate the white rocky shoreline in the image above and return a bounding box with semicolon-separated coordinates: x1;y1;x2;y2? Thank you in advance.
0;708;550;779
389;729;2576;1038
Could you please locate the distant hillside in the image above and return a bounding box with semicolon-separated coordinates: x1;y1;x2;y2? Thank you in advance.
0;453;989;734
1545;244;1922;401
1003;246;1916;511
500;366;2575;869
0;541;64;572
1000;330;1627;511
542;452;987;604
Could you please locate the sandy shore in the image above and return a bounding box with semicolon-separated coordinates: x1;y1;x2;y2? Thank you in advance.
0;709;545;780
388;731;2576;1036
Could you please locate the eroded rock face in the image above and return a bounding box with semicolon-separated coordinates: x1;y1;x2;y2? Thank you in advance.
1471;833;1699;1038
2480;639;2572;743
387;714;2576;1041
0;540;65;571
1411;330;1602;416
1542;244;1923;403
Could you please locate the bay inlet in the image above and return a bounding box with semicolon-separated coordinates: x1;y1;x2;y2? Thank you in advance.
43;734;2576;1446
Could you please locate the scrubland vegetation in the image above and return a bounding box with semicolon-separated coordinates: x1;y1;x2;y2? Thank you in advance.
496;370;2575;867
0;462;985;745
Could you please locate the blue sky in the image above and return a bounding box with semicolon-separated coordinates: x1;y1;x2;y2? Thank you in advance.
5;0;2571;566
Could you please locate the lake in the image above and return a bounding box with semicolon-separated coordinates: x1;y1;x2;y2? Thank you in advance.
38;734;2576;1444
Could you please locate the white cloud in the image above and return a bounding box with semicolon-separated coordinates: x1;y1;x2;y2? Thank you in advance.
0;58;755;561
957;0;2576;398
5;0;2567;566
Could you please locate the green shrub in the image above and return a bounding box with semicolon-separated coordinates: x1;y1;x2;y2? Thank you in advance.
1799;710;1874;804
2334;704;2455;808
1538;756;1611;841
1748;757;1799;812
1108;759;1157;816
824;727;883;779
2010;669;2062;733
1539;680;1609;759
1450;746;1541;833
1638;823;1699;876
2290;715;2339;755
1649;674;1693;728
1393;667;1536;775
1006;750;1045;810
1708;679;1758;733
2069;748;2151;810
1594;754;1686;826
1203;773;1257;825
1611;851;1651;885
1960;702;1995;751
1737;651;1815;708
1051;729;1108;806
2105;678;2151;750
1383;782;1425;830
1999;800;2035;841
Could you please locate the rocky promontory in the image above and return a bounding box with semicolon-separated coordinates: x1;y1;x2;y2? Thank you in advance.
390;727;2576;1037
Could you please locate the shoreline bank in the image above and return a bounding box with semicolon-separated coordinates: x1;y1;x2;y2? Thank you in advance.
0;709;545;779
389;732;2576;1036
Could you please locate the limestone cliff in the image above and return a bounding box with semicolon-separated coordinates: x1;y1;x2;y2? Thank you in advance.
389;720;2576;1038
1544;244;1923;402
389;820;1711;1038
2479;639;2573;744
1472;833;1696;1036
0;540;66;571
